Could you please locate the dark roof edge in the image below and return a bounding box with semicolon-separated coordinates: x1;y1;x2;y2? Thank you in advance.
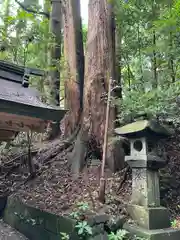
0;99;67;121
0;60;46;77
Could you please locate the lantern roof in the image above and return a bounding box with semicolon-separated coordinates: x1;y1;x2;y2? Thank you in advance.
115;120;172;139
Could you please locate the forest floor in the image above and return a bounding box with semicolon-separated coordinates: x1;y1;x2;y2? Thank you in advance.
13;157;131;219
1;131;180;222
0;220;27;240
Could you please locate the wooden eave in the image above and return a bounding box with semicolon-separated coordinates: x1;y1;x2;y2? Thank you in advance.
0;98;65;122
0;129;17;141
0;61;66;137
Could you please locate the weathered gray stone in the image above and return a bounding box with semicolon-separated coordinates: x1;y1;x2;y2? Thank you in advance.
127;205;170;230
126;155;166;169
92;223;104;236
117;120;180;240
115;120;171;138
2;198;112;240
93;215;110;224
131;168;160;207
89;233;108;240
88;214;109;226
106;216;126;232
3;198;77;240
124;223;180;240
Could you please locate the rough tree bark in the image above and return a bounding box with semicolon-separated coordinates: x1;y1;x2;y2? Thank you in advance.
69;0;125;177
49;0;62;106
62;0;84;137
48;0;62;139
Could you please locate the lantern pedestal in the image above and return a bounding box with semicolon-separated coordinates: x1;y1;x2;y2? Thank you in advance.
115;120;180;240
127;205;170;230
124;223;180;240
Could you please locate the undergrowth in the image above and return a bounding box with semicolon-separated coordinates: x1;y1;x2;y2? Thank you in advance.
60;202;146;240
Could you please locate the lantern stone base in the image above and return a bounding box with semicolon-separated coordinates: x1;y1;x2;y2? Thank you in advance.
127;204;170;230
124;223;180;240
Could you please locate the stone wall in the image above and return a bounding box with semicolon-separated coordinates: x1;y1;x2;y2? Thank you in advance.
3;198;77;240
2;197;122;240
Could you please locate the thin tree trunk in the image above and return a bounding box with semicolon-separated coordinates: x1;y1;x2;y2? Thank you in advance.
152;1;158;88
127;64;131;91
137;23;144;90
152;29;158;88
49;0;62;106
48;0;62;139
115;29;122;99
40;0;50;102
62;0;84;137
168;3;175;83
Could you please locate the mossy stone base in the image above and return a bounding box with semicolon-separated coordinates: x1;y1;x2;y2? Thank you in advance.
3;198;76;240
127;204;170;230
2;197;111;240
124;223;180;240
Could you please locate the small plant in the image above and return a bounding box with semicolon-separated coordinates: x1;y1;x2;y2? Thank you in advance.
171;219;177;228
70;211;79;219
171;219;180;229
77;202;89;211
70;202;90;220
60;232;70;240
61;202;92;239
108;230;147;240
108;229;129;240
14;212;43;226
75;220;92;237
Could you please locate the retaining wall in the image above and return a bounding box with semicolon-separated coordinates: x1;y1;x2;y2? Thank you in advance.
3;197;77;240
2;197;114;240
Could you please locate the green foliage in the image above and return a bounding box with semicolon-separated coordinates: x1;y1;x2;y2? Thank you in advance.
82;24;88;47
108;229;129;239
70;202;90;220
108;229;147;240
60;232;70;240
114;0;180;124
77;202;89;211
14;211;43;226
116;81;180;124
71;202;92;239
75;221;92;237
61;202;92;240
171;219;178;228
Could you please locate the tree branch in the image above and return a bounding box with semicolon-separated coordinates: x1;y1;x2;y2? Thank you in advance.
14;0;50;18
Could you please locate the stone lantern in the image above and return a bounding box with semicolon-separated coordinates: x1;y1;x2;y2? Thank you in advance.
115;120;180;240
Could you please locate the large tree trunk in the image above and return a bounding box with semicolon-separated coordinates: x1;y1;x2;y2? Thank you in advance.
62;0;84;137
69;0;124;177
82;0;115;153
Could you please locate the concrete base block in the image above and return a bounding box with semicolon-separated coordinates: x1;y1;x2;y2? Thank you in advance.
127;204;170;230
124;223;180;240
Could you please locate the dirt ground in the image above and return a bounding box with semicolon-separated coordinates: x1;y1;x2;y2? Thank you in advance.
13;159;131;218
0;220;28;240
1;131;180;222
